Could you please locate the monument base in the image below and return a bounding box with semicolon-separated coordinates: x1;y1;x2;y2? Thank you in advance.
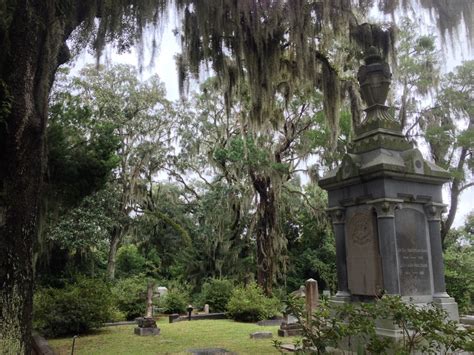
433;296;459;322
329;292;351;307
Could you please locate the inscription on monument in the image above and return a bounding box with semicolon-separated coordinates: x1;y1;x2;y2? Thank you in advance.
346;209;383;296
395;209;431;295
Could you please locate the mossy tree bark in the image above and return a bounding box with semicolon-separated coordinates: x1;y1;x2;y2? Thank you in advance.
0;2;79;353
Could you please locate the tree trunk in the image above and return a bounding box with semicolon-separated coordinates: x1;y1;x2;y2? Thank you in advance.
107;226;123;280
441;145;469;248
0;3;70;353
252;174;277;296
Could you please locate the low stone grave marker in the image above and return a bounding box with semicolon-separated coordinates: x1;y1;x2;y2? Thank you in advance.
187;348;235;355
250;331;273;339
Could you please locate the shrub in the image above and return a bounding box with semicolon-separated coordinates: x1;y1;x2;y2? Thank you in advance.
227;283;281;322
277;295;473;354
162;288;188;314
33;278;113;337
111;276;147;320
198;278;234;312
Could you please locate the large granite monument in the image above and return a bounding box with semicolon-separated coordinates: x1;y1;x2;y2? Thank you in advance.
319;47;459;329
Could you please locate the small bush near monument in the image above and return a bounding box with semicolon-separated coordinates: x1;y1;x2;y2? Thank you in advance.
162;288;188;314
197;278;234;312
275;295;473;354
227;283;281;322
33;278;114;337
110;276;147;320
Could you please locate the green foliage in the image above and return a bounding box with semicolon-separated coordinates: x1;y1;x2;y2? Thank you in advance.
116;245;147;278
162;288;189;314
285;185;336;293
444;216;474;314
132;184;196;281
227;283;281;322
197;279;234;313
33;278;113;337
110;276;147;320
281;295;473;354
47;184;120;251
48;74;121;205
380;296;472;354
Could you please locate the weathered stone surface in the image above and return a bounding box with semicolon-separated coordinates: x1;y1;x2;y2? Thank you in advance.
257;318;284;326
187;348;235;355
134;327;160;336
305;279;319;320
395;208;431;296
460;315;474;326
346;208;383;296
204;304;209;314
250;331;273;339
278;322;303;337
136;317;157;328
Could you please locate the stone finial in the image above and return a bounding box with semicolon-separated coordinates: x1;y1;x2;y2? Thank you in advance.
357;46;391;107
356;46;398;131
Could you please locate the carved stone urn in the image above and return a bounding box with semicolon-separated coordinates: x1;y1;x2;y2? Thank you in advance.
357;46;391;107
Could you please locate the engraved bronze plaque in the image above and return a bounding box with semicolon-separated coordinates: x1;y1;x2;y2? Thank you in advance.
395;208;431;295
346;209;384;296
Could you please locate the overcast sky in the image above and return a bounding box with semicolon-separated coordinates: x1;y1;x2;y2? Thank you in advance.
68;6;473;228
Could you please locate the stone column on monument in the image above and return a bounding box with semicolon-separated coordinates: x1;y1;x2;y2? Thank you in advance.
305;278;319;321
424;203;449;297
369;199;403;295
327;207;350;298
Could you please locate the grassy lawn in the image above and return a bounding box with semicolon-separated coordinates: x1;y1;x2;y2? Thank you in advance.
48;318;294;354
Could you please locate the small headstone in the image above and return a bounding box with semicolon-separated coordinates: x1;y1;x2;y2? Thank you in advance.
323;290;331;297
290;285;305;298
204;304;210;314
155;286;168;297
250;331;273;339
169;313;180;323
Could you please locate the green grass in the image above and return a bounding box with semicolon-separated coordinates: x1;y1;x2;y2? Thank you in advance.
48;318;293;354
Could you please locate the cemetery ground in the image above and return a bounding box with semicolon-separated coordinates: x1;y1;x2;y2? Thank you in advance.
47;319;291;354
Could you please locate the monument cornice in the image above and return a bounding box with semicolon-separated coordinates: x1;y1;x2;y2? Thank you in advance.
319;169;451;190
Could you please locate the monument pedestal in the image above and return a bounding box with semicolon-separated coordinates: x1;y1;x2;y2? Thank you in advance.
134;317;160;336
329;292;351;308
433;296;460;322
